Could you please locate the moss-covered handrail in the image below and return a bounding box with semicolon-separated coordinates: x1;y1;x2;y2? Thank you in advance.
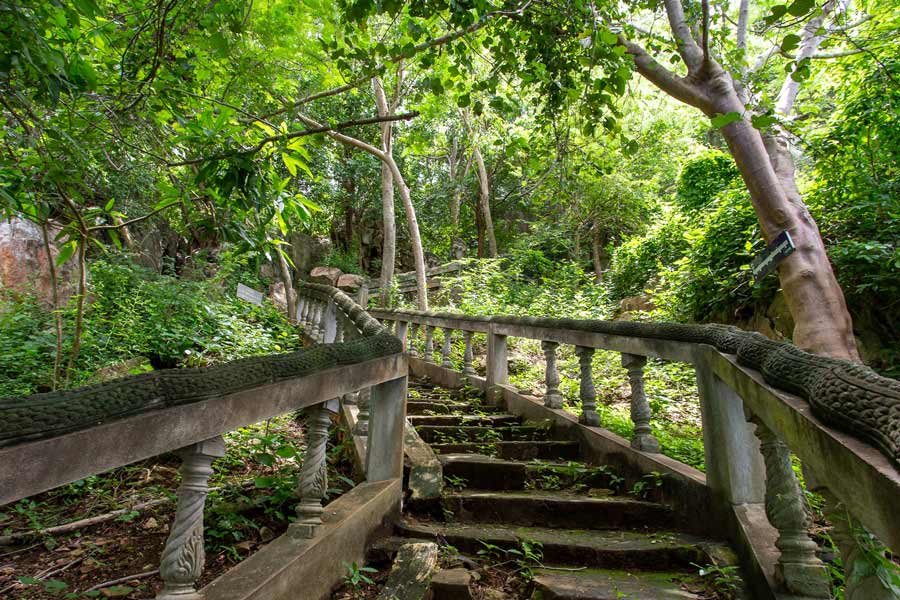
372;309;900;471
0;289;401;449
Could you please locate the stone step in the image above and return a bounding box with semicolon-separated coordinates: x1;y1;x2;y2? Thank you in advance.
408;414;520;427
406;401;470;415
396;519;719;571
530;569;703;600
431;440;581;461
442;490;674;531
415;425;552;444
440;454;527;490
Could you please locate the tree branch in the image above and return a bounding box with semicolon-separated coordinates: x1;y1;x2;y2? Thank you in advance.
619;36;711;112
167;112;416;167
662;0;705;72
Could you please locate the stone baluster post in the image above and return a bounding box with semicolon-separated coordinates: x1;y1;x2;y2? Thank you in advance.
749;418;830;597
293;399;338;538
354;386;371;436
621;354;660;452
299;296;310;327
396;321;408;352
575;346;599;425
156;436;226;600
541;340;564;409
316;300;328;342
424;325;435;363
341;324;359;406
462;331;475;376
441;328;453;368
408;323;419;358
297;297;307;326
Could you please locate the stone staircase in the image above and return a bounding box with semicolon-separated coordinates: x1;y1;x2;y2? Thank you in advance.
374;378;746;600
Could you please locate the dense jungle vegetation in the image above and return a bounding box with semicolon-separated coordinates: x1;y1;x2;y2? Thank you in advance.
1;0;899;597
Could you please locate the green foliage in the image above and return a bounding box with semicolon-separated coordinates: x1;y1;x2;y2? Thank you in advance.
674;150;741;213
606;213;690;302
0;257;298;395
342;561;378;587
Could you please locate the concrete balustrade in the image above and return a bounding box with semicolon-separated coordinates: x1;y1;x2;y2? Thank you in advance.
369;308;900;600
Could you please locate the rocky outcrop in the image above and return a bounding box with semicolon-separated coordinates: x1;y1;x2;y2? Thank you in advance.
309;266;342;286
0;218;75;305
290;233;331;280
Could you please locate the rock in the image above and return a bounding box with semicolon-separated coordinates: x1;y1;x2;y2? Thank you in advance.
290;233;331;279
259;262;276;280
337;273;366;291
765;291;794;339
0;217;75;306
619;295;655;313
430;568;473;600
269;281;287;311
142;517;158;530
377;542;439;600
404;422;444;501
309;266;342;286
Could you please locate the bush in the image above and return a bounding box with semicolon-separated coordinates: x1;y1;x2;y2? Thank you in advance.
673;150;741;213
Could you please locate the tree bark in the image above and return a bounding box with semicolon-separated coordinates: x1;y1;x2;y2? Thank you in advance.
622;8;859;361
591;219;603;283
39;221;63;389
276;245;297;323
472;146;498;257
374;79;397;308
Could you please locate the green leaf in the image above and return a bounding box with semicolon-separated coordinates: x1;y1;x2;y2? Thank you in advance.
599;28;618;45
275;445;296;458
787;0;815;17
751;114;778;129
153;197;181;211
710;112;742;129
254;476;275;488
104;199;115;212
781;34;802;54
56;240;77;266
256;453;275;466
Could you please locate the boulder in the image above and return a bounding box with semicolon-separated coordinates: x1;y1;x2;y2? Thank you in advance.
309;266;342;286
269;281;287;311
290;233;331;279
0;217;75;306
377;542;439;600
337;273;366;291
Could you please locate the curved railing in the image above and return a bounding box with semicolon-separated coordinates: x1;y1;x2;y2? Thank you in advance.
0;286;406;599
370;308;900;599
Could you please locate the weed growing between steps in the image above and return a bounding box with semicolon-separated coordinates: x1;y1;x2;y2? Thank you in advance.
0;413;360;599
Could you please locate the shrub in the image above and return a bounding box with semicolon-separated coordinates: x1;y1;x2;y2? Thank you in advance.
673;149;741;213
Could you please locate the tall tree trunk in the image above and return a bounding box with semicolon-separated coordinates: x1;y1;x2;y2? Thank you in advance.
591;220;603;284
374;77;428;310
40;221;63;389
66;239;87;384
472;147;498;257
623;7;859;360
276;246;297;323
374;81;397;308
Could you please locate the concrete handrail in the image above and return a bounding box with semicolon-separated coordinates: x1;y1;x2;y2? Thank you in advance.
371;307;900;598
0;287;407;600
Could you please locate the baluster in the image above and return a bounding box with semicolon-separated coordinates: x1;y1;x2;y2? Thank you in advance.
157;436;225;600
621;354;660;452
396;321;409;351
408;323;419;358
333;311;344;343
441;328;453;368
541;340;563;409
316;301;327;342
462;331;475;376
749;418;830;597
355;386;371;436
300;297;310;327
575;346;599;425
424;325;435;363
293;400;338;538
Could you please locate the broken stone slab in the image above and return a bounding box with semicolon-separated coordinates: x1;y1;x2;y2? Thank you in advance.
337;273;366;290
309;266;342;286
430;568;473;600
376;541;439;600
404;421;444;501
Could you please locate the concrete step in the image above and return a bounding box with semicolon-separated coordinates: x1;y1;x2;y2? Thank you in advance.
396;519;720;570
530;569;703;599
406;401;470;415
431;440;581;461
440;454;527;490
442;490;674;531
415;425;552;444
408;414;520;427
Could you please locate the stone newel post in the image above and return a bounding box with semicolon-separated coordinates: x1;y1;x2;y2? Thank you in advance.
575;346;599;426
541;340;564;409
621;353;659;453
157;436;226;600
293;399;338;538
408;323;419;358
462;331;475;376
750;418;830;597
